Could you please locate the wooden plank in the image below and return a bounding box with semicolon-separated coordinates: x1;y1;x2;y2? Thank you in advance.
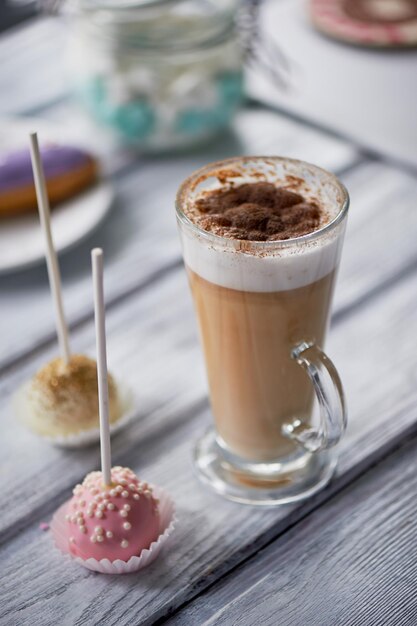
0;106;358;370
1;265;417;625
334;162;417;318
165;437;417;626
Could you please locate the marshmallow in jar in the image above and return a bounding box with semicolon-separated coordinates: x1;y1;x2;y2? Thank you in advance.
66;0;244;150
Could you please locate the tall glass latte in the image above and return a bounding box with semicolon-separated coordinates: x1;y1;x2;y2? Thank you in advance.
176;157;349;505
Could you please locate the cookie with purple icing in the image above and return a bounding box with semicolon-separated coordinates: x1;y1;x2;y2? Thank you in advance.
0;145;98;217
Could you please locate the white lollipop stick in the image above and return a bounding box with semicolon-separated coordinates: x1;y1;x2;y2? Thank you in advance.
29;132;70;364
92;248;112;487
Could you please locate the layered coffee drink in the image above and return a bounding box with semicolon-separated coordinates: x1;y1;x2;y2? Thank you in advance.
181;174;340;461
176;157;348;503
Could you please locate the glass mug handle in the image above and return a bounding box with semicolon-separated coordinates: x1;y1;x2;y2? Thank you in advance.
282;342;347;453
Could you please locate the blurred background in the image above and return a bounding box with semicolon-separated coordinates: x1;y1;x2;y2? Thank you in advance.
1;0;416;162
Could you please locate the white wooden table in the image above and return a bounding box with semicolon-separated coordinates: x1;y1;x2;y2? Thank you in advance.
1;16;417;626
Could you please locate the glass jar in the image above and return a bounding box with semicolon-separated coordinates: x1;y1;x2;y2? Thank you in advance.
66;0;244;150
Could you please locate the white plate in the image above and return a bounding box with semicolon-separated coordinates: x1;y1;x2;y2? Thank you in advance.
0;118;114;274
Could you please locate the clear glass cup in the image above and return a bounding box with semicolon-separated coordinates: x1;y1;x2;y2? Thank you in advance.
176;156;349;505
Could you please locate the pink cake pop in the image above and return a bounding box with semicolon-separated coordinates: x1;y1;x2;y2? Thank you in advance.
63;466;160;561
51;249;175;572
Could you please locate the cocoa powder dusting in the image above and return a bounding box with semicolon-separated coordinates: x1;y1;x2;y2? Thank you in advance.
32;354;118;416
193;182;322;241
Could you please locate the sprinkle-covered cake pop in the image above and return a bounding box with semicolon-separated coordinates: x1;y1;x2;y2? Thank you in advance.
51;249;175;573
63;467;160;561
51;465;175;573
22;354;121;437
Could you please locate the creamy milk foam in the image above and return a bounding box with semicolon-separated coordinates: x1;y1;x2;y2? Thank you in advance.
180;167;343;293
181;230;340;293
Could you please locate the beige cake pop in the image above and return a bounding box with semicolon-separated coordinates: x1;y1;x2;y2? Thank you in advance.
15;136;131;444
23;354;121;437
